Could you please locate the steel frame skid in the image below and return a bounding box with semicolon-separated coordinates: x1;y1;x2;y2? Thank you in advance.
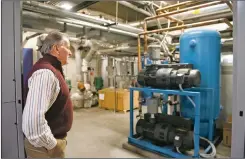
128;87;201;158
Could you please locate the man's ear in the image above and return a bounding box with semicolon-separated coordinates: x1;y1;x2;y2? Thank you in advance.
50;44;59;56
53;44;59;53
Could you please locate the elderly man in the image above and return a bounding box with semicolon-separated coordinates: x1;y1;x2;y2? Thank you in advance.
22;31;73;158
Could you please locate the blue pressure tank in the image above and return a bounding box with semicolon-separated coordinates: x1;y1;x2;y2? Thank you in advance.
179;29;221;138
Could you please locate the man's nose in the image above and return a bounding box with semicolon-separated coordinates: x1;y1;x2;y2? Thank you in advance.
68;51;72;57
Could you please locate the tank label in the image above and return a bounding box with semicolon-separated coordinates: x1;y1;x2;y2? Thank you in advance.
192;9;200;15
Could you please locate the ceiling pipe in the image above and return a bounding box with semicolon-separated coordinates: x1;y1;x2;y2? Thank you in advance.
23;27;82;43
139;18;233;35
23;10;158;42
22;1;144;34
157;10;232;31
156;1;203;13
225;1;233;12
145;1;224;22
99;46;141;54
129;3;230;28
180;10;232;24
22;11;139;38
118;1;152;16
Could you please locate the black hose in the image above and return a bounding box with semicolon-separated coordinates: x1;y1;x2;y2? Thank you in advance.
25;33;42;41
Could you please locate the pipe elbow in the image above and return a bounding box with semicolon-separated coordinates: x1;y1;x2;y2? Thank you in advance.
81;39;93;48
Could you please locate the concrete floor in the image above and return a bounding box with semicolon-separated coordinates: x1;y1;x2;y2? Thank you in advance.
65;107;231;158
65;107;141;158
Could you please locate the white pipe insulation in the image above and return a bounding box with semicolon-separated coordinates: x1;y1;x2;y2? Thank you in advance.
75;45;82;83
74;40;97;84
117;1;152;16
22;10;140;39
22;1;143;34
129;4;230;28
80;40;97;84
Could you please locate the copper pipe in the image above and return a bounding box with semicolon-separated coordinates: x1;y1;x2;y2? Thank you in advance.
147;1;224;22
139;18;231;36
158;10;184;24
144;21;147;55
156;0;203;13
137;36;142;72
223;18;233;28
225;1;233;12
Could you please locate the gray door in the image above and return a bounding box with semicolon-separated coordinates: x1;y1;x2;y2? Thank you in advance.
1;1;25;158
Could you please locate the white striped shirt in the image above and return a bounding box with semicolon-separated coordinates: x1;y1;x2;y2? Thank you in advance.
22;69;60;150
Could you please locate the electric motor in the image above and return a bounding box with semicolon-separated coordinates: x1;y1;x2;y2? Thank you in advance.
136;113;194;150
137;64;201;89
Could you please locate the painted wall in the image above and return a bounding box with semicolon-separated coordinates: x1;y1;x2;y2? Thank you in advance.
22;31;40;63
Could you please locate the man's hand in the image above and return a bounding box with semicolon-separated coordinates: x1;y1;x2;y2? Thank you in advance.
48;139;67;158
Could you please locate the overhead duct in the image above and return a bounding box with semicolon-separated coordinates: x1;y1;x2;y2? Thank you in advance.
22;10;156;41
22;10;140;38
23;1;143;34
139;18;233;35
118;1;151;16
129;4;230;28
80;40;97;84
74;44;82;82
99;46;141;55
23;14;139;48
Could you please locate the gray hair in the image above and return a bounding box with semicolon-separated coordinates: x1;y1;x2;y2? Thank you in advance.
39;31;69;55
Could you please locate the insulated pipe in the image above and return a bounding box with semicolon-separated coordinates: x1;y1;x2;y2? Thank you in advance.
139;18;233;35
22;1;143;34
74;45;82;82
156;1;203;13
146;1;224;22
138;36;142;71
22;10;156;41
129;3;229;28
225;1;233;12
99;46;142;54
144;22;147;55
22;11;139;38
159;11;184;24
118;1;152;16
178;10;231;25
80;40;97;84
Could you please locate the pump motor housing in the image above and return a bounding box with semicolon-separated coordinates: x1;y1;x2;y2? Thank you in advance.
136;113;194;150
137;64;201;89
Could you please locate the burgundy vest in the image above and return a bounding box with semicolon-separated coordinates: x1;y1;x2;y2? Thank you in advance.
24;54;73;139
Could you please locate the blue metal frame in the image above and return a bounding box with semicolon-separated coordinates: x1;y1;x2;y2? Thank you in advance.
128;87;201;158
185;87;215;141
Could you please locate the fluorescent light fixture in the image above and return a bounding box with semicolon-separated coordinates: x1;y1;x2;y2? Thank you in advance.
60;3;73;10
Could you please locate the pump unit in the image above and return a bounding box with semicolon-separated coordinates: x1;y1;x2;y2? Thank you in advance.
128;29;221;158
137;64;201;89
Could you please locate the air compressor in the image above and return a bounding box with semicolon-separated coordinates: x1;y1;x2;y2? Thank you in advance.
128;29;221;158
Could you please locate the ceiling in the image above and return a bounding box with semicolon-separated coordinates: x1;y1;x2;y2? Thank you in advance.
86;1;146;22
44;1;176;22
